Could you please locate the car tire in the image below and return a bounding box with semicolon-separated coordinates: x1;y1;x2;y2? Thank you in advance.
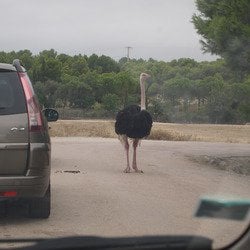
28;184;51;219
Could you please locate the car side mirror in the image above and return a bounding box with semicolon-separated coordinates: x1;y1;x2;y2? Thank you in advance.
42;108;59;122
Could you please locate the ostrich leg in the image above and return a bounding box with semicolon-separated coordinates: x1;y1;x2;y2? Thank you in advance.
132;139;143;173
123;136;131;173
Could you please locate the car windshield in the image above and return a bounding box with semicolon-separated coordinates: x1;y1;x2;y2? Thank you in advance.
0;0;249;249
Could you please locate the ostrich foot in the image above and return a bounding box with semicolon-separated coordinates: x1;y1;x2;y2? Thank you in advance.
123;167;131;173
132;165;144;173
134;169;144;173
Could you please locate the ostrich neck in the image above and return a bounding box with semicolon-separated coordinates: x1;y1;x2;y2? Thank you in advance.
140;79;146;110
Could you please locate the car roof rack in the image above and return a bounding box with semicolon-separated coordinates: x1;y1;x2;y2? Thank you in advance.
13;59;26;72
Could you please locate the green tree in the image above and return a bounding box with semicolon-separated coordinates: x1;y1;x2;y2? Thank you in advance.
87;54;120;73
39;49;57;59
34;80;59;108
232;78;250;122
83;71;102;102
17;50;33;69
87;54;101;72
59;54;89;76
102;93;121;112
192;0;250;77
31;51;62;82
163;77;193;107
114;72;136;108
97;55;120;73
70;55;89;76
60;74;94;108
40;57;62;82
99;73;117;96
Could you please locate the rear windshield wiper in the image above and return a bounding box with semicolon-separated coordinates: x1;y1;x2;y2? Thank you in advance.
0;107;6;109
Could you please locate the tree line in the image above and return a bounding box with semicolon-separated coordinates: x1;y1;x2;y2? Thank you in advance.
0;49;249;124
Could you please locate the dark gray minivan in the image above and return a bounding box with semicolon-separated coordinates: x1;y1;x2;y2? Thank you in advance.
0;59;58;218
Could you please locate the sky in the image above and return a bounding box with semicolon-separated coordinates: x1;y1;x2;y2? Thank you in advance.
0;0;218;62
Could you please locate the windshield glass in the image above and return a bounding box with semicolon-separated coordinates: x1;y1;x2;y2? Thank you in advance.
0;0;249;249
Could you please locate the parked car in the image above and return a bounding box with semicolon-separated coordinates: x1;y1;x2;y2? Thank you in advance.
0;59;58;218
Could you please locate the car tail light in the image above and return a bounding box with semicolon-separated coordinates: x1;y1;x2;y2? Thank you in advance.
0;191;17;197
19;73;44;132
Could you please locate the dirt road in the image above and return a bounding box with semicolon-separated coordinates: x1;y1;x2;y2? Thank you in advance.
0;138;249;249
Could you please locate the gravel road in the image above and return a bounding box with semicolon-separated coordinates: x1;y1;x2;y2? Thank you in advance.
0;137;249;249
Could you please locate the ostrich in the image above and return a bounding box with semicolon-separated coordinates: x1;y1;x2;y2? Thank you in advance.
115;73;153;173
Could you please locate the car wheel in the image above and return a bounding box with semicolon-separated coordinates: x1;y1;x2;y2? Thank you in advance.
28;184;51;219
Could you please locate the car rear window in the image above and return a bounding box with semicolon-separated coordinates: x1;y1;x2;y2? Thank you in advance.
0;72;27;115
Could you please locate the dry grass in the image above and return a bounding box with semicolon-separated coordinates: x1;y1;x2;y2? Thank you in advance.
49;120;116;138
152;122;250;143
49;120;250;143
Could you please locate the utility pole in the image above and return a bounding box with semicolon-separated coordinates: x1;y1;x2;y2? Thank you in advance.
125;46;132;61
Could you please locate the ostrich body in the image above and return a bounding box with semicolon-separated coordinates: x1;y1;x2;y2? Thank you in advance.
115;73;152;173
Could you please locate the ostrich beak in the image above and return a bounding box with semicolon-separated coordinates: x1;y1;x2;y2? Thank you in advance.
140;73;151;81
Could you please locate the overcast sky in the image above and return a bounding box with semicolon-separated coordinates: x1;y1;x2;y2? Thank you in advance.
0;0;218;61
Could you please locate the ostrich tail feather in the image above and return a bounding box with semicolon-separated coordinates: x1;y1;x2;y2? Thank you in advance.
118;135;142;147
129;137;142;146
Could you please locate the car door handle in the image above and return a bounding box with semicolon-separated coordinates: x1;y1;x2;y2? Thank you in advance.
10;127;18;132
10;127;25;132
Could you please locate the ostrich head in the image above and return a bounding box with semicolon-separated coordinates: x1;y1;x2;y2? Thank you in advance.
140;73;150;82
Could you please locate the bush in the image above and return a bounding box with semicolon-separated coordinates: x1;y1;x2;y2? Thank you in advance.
102;94;121;112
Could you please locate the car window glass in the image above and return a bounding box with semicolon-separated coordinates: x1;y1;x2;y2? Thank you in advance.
0;79;14;108
0;72;26;115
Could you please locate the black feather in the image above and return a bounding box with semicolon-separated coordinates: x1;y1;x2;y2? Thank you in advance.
115;105;152;139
